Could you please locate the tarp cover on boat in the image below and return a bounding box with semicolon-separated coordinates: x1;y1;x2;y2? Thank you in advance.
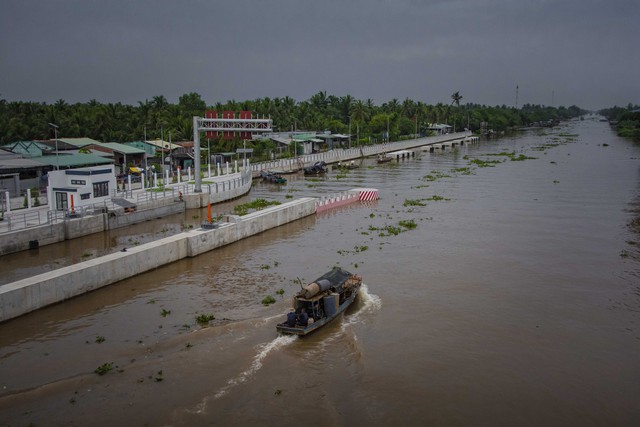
313;267;352;288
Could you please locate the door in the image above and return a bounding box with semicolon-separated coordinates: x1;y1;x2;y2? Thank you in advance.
55;192;68;211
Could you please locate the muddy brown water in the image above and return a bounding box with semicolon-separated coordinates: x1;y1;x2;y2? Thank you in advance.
1;117;639;426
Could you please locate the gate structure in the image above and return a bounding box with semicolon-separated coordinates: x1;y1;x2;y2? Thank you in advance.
192;115;273;192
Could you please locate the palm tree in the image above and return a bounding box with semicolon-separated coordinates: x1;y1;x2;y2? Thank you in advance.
451;91;463;107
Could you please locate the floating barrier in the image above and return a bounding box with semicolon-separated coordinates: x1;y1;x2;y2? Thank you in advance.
315;188;379;213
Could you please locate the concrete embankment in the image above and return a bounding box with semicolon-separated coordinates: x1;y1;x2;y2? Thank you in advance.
0;169;253;256
0;197;316;323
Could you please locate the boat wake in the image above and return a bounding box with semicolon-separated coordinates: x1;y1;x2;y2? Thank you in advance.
213;334;297;399
344;283;382;326
185;333;297;415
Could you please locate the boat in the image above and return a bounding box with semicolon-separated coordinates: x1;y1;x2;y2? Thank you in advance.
276;267;362;336
260;170;287;184
303;161;327;176
377;153;392;163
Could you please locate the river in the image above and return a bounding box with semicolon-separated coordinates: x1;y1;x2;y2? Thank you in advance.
1;116;639;426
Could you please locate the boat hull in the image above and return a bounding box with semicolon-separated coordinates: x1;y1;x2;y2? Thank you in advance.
276;284;360;336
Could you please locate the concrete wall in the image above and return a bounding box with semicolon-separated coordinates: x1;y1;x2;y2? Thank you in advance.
0;197;317;322
0;222;66;256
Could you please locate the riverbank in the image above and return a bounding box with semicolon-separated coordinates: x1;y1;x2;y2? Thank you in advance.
0;197;316;322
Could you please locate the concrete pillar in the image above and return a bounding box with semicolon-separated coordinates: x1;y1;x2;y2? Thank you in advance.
226;162;229;175
4;191;10;213
165;170;169;186
26;189;32;208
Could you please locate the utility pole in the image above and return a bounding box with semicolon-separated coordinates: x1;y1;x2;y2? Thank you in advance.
48;123;59;170
515;85;519;109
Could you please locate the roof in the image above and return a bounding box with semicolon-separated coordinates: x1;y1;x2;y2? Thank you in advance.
57;137;102;148
93;142;145;154
145;139;182;150
0;156;48;171
271;137;291;145
31;153;114;168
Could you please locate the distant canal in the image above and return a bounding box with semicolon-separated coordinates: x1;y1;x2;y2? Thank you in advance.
1;117;639;426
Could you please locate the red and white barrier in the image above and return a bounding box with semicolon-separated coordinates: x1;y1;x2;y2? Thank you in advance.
315;188;379;213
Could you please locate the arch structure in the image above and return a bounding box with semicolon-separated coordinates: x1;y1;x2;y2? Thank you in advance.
192;115;273;192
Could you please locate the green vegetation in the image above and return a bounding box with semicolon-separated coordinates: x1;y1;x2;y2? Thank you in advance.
160;308;171;317
0;92;586;166
399;219;417;229
425;195;450;202
195;313;215;325
403;199;426;207
369;219;417;237
262;295;276;306
233;199;281;216
422;170;451;181
95;336;105;343
451;167;473;175
599;105;640;141
94;362;113;376
468;158;502;168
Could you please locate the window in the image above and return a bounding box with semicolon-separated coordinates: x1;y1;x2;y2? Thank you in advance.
71;179;86;185
80;193;91;200
93;181;109;198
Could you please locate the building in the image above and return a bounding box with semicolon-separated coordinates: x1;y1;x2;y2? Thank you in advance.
46;165;117;212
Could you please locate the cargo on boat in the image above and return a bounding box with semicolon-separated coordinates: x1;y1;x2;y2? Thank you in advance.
276;267;362;336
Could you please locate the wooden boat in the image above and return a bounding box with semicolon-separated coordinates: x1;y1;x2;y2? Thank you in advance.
260;170;287;184
303;161;327;176
276;267;362;336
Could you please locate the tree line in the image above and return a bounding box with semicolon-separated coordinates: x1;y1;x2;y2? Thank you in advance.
0;91;587;152
598;104;640;141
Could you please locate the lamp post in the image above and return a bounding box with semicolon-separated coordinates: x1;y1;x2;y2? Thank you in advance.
48;123;59;170
386;115;390;143
160;124;165;178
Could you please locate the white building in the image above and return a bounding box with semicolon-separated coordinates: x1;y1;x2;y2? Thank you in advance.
47;165;116;212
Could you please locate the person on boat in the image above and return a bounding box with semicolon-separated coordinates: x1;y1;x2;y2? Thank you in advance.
286;310;297;327
297;308;309;327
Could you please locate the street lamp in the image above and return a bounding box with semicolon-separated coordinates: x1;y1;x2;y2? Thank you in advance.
386;115;390;143
48;123;59;170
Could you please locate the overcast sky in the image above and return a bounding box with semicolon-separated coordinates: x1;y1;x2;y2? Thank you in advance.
1;0;638;110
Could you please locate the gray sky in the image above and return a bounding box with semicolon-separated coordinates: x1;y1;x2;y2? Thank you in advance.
1;0;638;110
